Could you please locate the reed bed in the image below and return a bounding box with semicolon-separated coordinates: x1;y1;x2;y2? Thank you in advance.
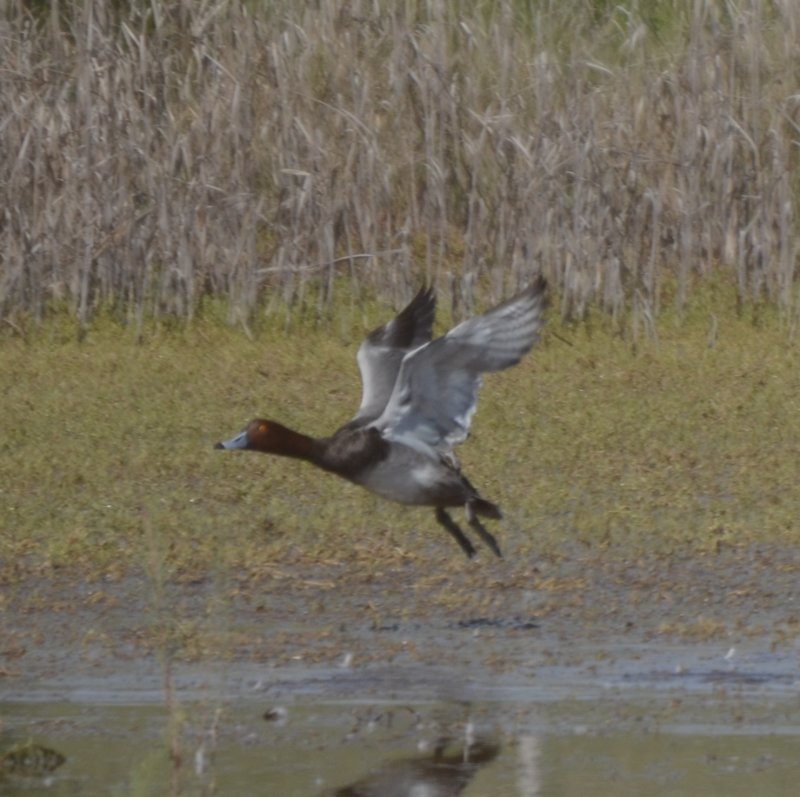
1;0;799;333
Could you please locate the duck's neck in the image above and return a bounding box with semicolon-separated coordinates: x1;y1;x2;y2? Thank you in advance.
262;422;319;463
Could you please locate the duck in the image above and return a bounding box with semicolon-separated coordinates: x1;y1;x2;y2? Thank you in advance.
215;276;547;558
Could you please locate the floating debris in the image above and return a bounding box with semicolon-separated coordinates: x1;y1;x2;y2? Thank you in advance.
453;616;539;631
1;742;65;777
263;706;289;725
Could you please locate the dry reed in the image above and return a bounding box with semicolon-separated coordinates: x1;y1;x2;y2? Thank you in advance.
1;0;799;333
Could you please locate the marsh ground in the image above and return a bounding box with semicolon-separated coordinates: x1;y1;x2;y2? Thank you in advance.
2;540;799;793
2;289;799;689
4;539;800;702
2;291;800;793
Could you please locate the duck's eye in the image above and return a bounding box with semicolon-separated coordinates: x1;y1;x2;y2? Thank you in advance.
258;423;268;434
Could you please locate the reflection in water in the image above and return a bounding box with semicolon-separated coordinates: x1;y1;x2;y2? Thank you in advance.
323;737;500;797
516;735;542;796
4;700;798;796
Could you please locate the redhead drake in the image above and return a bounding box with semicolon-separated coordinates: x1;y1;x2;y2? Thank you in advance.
216;276;547;558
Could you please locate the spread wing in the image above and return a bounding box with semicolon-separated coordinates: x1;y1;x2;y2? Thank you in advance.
373;276;547;450
349;285;436;427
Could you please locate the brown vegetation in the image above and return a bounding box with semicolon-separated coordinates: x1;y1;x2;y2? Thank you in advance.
1;0;799;333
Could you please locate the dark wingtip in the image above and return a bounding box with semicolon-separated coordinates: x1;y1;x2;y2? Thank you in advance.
368;282;436;347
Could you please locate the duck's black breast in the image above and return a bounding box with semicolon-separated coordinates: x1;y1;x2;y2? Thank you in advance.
315;426;390;481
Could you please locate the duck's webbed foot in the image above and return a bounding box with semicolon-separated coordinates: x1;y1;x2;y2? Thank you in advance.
435;508;476;558
465;502;502;558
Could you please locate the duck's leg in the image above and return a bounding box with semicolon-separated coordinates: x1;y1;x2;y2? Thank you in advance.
465;502;502;558
435;508;476;558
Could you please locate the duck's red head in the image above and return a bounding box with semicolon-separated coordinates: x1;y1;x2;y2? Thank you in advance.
215;418;313;459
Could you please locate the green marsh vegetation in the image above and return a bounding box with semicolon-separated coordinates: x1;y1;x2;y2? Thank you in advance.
2;280;799;589
2;0;800;586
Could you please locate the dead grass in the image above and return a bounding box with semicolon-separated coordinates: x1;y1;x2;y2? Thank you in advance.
1;0;799;332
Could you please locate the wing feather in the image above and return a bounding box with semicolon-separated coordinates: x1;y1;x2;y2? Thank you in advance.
374;276;547;449
350;285;436;426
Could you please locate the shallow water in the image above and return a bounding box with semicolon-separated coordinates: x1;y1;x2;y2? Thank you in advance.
2;694;799;796
3;550;799;795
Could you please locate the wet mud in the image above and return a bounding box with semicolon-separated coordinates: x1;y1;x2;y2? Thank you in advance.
1;544;799;794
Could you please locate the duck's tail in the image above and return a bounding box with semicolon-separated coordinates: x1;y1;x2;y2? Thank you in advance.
471;497;502;520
